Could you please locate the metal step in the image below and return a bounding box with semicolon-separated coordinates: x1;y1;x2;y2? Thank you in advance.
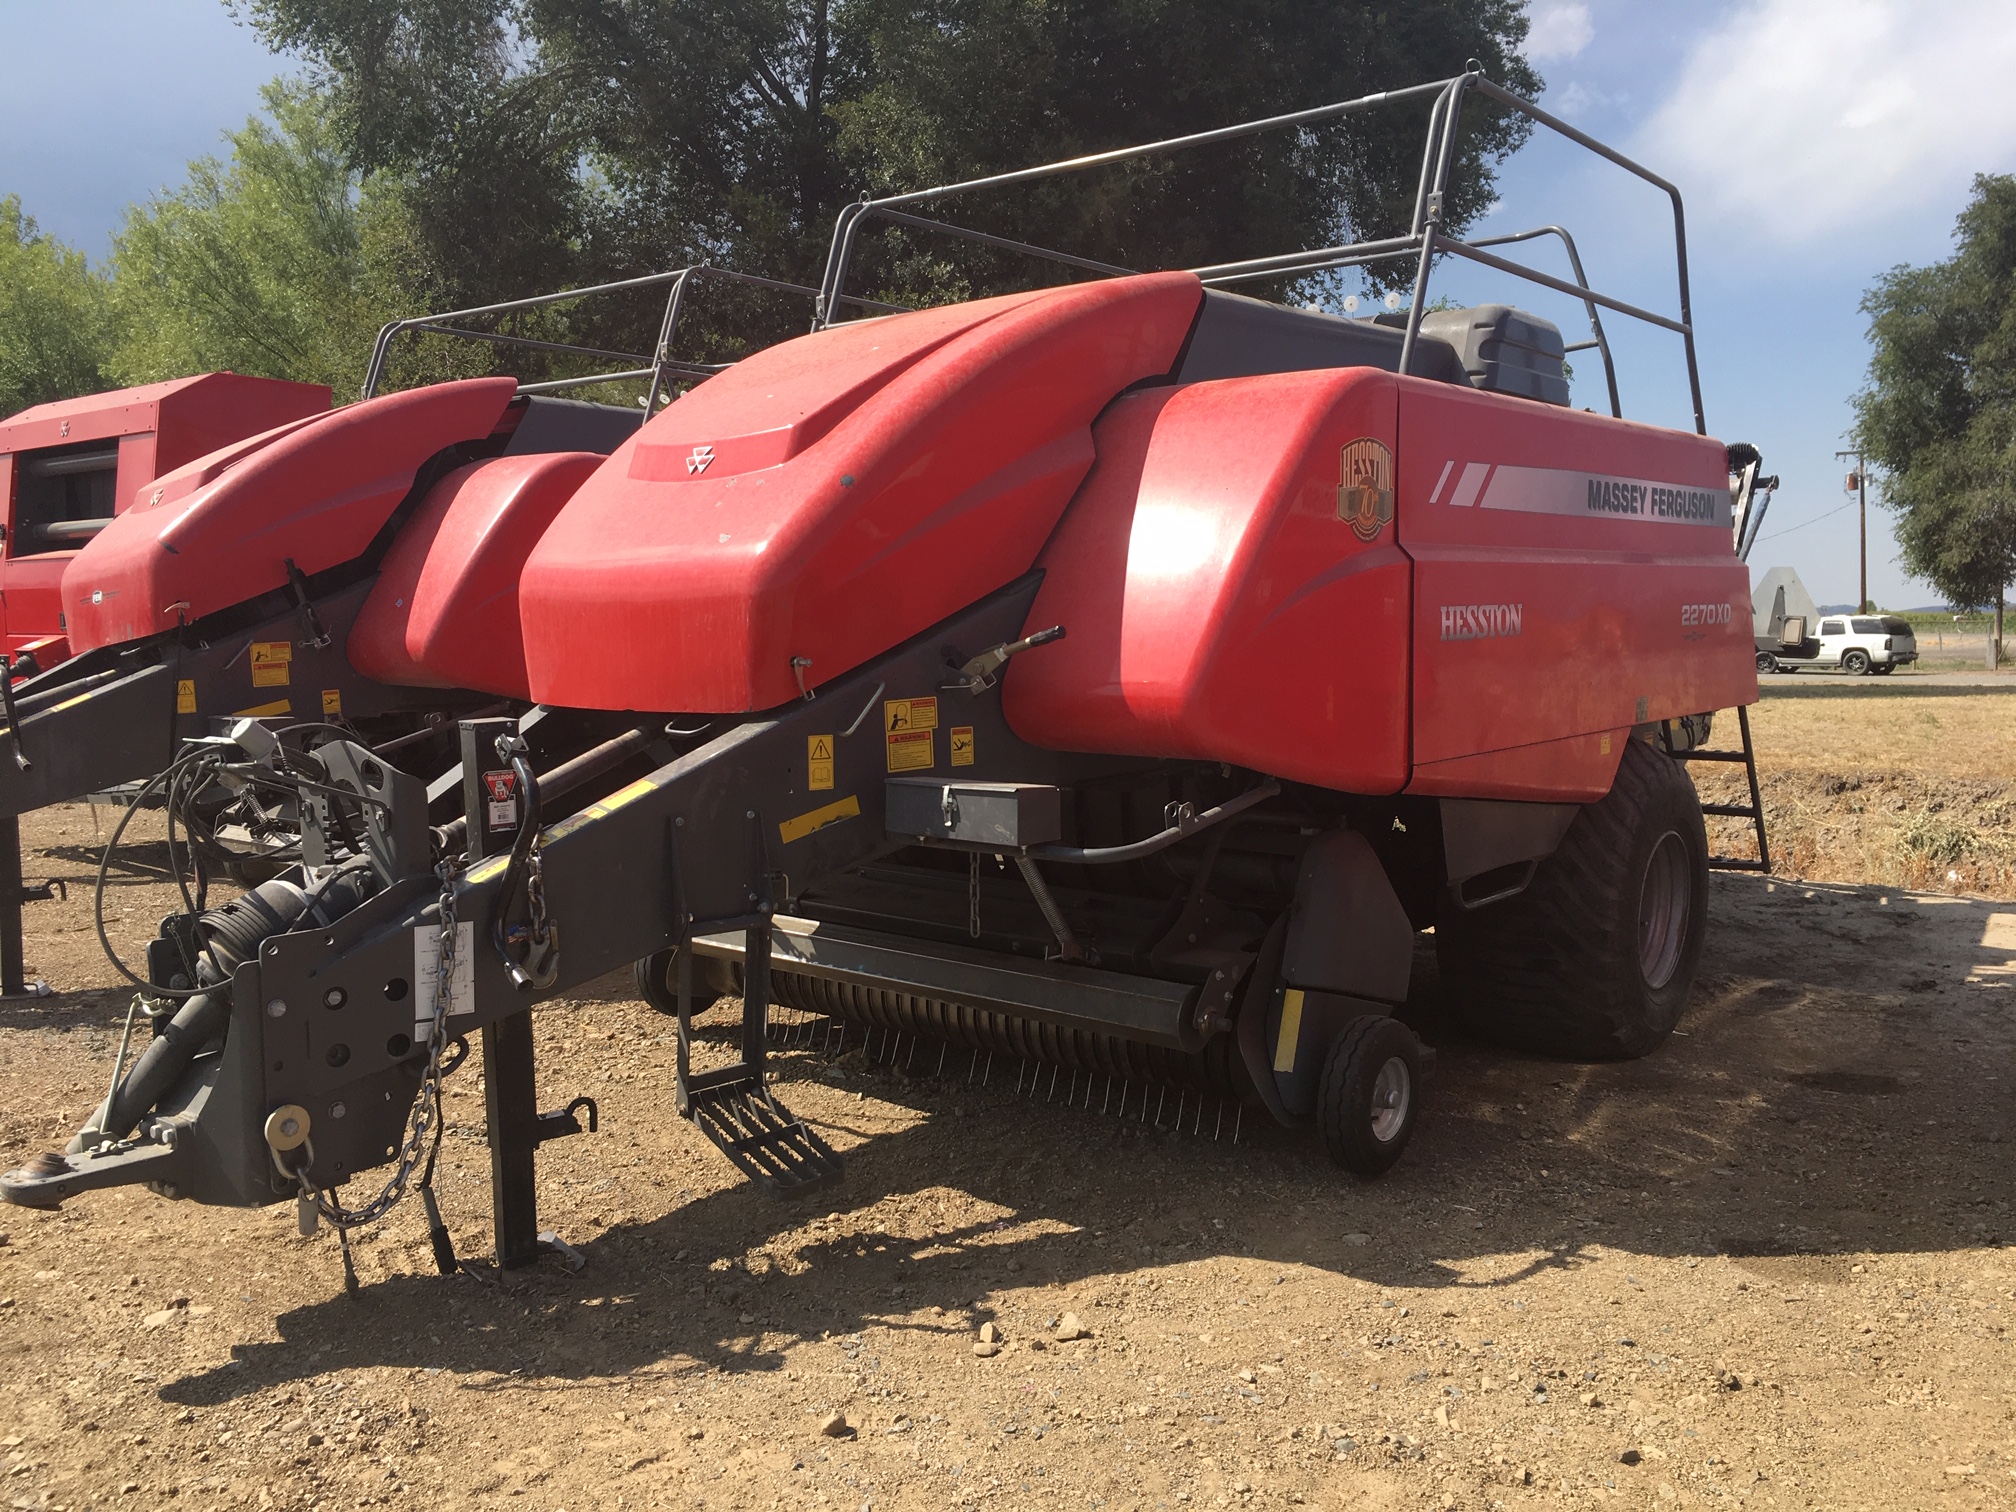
1668;704;1770;873
683;1064;843;1195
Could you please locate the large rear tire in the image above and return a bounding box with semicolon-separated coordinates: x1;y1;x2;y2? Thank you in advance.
1438;738;1709;1059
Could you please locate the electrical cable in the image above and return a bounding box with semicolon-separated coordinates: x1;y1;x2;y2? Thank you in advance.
1753;500;1853;544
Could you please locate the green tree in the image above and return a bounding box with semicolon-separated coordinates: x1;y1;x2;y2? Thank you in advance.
0;197;114;419
240;0;1539;316
1858;174;2016;657
108;81;395;390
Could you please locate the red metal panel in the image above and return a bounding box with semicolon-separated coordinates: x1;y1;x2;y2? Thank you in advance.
349;452;604;699
1005;369;1412;793
0;373;329;661
1398;379;1754;800
519;274;1203;712
62;378;517;653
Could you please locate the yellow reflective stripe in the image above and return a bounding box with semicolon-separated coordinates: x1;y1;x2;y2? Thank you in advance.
232;699;292;718
1273;988;1305;1074
779;794;861;845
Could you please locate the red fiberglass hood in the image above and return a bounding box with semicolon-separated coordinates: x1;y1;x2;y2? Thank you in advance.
517;274;1204;712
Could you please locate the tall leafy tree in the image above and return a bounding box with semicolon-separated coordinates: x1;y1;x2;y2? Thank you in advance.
1858;174;2016;655
0;198;114;419
108;82;393;389
238;0;1539;330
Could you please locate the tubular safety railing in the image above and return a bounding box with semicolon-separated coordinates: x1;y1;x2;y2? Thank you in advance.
812;67;1703;433
360;267;905;409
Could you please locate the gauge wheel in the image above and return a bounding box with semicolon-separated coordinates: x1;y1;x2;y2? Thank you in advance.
634;948;727;1017
1842;649;1871;675
1316;1015;1424;1176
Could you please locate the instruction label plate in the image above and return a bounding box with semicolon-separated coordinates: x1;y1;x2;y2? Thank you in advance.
412;921;476;1033
808;734;834;791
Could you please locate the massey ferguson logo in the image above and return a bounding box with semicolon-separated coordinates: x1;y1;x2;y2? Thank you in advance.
1440;603;1524;641
685;444;715;476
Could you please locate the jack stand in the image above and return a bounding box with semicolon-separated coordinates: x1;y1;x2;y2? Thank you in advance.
482;1010;599;1270
0;816;23;997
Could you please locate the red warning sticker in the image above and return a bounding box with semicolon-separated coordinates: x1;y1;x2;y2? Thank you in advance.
482;769;519;830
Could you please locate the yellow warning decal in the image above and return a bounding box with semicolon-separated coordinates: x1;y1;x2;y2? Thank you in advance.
886;727;933;773
949;726;975;767
251;641;292;688
780;794;861;845
586;776;657;820
232;699;292;718
884;695;938;734
1599;733;1613;756
465;854;508;886
321;687;342;716
808;734;835;792
177;679;197;715
1273;988;1305;1074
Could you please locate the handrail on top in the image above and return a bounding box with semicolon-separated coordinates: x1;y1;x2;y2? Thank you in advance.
812;68;1705;435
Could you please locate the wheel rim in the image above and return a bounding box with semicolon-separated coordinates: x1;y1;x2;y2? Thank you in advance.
1368;1055;1411;1143
1637;831;1691;990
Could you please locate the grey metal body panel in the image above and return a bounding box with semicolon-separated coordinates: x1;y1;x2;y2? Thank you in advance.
502;396;644;457
1439;797;1579;883
1177;289;1470;387
691;914;1199;1049
1278;830;1412;1003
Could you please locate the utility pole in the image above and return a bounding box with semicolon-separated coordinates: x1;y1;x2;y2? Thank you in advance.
1836;447;1867;612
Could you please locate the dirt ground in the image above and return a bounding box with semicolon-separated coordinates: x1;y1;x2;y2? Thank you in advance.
5;699;2016;1512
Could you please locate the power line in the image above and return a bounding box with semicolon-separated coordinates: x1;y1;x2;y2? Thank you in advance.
1753;500;1854;544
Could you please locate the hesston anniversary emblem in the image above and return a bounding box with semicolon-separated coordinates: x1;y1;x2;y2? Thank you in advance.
1337;438;1395;541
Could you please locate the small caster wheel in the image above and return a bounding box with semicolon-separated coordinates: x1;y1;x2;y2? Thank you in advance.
1317;1015;1423;1176
634;948;724;1017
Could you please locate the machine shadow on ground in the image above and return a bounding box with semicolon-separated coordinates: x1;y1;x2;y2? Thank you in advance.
152;871;2016;1406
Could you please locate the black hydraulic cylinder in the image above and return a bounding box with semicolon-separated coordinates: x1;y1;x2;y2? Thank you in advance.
483;1010;542;1269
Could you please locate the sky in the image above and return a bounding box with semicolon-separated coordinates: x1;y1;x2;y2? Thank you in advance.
3;0;2013;610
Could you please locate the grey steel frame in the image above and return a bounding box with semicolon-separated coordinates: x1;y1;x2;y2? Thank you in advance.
812;67;1701;433
360;266;904;409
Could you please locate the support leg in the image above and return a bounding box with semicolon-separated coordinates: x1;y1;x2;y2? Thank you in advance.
483;1010;541;1269
0;816;25;997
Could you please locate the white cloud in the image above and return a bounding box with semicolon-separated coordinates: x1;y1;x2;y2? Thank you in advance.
1636;0;2016;246
1527;2;1596;61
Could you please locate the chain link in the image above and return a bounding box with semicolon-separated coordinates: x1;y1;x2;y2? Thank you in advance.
300;859;460;1230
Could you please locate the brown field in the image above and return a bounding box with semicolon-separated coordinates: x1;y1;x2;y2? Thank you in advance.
2;691;2013;1512
1698;686;2016;898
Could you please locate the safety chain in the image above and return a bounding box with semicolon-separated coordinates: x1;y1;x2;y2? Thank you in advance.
525;842;554;954
291;858;461;1233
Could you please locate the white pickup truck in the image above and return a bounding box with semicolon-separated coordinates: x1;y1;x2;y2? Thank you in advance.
1757;614;1919;675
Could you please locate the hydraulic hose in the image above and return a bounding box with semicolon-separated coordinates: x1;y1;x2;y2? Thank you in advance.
80;865;379;1146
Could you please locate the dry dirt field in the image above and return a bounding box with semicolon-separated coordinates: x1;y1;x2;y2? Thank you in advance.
4;690;2016;1512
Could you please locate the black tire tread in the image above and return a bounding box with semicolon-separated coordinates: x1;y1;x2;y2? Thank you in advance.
1439;739;1707;1060
1316;1015;1420;1176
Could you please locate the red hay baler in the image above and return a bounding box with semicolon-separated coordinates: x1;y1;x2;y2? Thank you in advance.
4;72;1775;1288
